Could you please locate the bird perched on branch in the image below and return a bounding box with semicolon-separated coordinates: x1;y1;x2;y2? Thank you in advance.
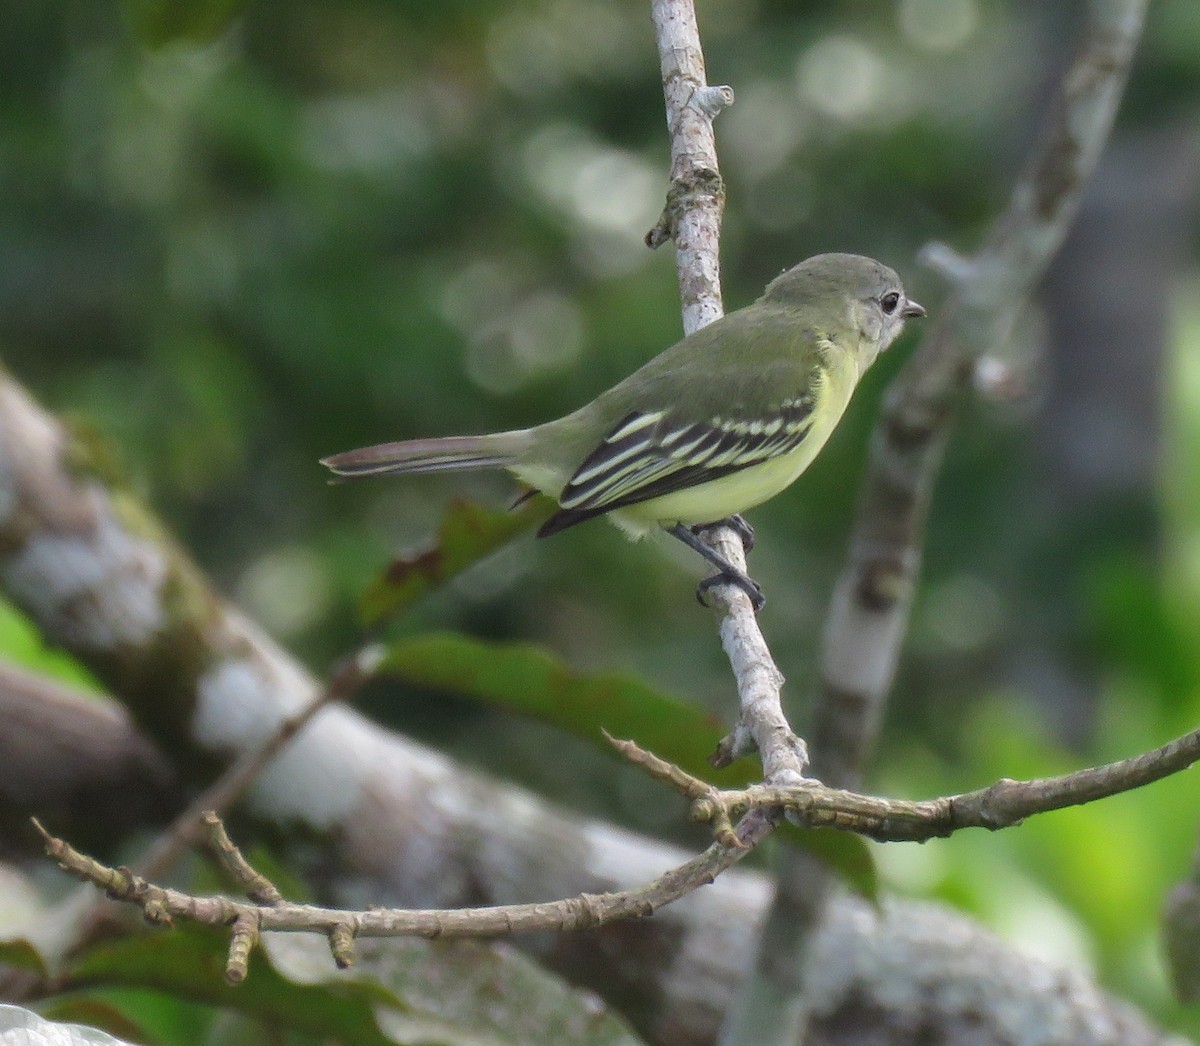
323;253;924;609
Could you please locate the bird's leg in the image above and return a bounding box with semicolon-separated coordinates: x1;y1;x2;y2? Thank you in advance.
667;521;765;611
694;516;763;607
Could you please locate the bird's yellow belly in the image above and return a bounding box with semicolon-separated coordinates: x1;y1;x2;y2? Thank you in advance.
609;351;860;538
609;414;841;539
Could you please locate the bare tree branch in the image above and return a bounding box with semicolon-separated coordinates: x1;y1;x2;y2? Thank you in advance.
613;723;1200;842
645;0;730;333
33;812;769;985
29;812;1182;1045
33;712;1200;985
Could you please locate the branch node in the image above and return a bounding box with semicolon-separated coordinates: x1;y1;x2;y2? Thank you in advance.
715;815;745;850
975;777;1022;829
142;898;173;926
689;84;735;117
329;921;357;969
644;215;672;250
644;167;725;250
708;736;734;769
688;792;746;848
108;867;136;901
770;768;808;790
575;892;604;928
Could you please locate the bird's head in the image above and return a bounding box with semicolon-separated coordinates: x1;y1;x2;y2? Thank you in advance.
760;253;925;364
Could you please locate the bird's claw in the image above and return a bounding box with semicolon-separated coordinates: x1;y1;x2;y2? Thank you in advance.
693;515;755;554
696;572;766;612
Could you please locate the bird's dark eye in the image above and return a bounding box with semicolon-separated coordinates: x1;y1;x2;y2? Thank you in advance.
880;292;901;315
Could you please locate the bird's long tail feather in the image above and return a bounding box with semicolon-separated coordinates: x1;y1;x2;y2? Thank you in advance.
321;430;531;479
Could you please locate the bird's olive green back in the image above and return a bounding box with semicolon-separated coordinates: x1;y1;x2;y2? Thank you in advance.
528;303;858;478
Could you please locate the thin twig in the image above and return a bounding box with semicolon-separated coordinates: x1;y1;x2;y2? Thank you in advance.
646;0;731;333
136;642;384;883
34;714;1200;973
33;812;768;967
202;811;284;906
614;722;1200;842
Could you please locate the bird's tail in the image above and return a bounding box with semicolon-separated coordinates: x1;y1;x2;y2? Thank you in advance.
321;429;533;479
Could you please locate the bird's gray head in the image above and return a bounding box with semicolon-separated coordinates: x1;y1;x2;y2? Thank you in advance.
760;253;925;362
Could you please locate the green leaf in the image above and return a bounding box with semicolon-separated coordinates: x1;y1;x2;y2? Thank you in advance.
359;497;547;627
317;935;643;1045
0;938;48;976
0;600;103;694
380;631;735;785
36;998;153;1046
66;924;642;1045
121;0;244;47
379;632;877;897
775;824;878;902
68;927;397;1045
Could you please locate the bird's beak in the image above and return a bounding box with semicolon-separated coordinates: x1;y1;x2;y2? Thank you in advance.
903;299;926;319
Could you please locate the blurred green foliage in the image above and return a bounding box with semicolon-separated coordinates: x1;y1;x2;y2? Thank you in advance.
359;496;545;625
3;0;1200;1040
63;924;640;1044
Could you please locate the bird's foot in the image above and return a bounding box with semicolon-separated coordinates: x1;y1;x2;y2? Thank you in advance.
667;521;766;612
696;570;765;612
693;514;755;553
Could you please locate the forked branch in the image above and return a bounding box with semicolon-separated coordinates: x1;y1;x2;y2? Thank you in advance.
35;714;1200;982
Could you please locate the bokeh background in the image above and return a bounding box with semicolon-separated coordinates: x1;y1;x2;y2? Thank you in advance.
3;0;1200;1038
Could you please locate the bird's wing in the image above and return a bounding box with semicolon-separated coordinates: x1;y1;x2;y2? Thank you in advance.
538;395;815;535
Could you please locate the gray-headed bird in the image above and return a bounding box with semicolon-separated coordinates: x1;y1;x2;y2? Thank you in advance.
323;253;924;609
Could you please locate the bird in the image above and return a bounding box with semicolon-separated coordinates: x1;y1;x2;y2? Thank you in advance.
322;253;924;609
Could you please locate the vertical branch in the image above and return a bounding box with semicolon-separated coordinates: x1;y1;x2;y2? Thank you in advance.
814;0;1148;790
646;1;807;787
720;4;1152;1041
645;0;732;335
724;3;1148;1045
